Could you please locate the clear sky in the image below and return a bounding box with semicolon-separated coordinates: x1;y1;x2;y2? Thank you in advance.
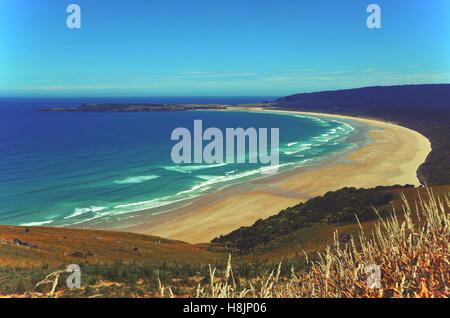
1;0;449;97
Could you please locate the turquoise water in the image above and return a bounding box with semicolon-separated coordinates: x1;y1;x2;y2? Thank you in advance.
0;100;369;227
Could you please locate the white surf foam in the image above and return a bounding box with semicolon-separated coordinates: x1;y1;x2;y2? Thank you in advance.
164;163;227;174
114;175;160;184
64;206;107;219
283;143;312;155
20;220;54;226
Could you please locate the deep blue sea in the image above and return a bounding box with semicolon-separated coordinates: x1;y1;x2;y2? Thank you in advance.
0;97;370;227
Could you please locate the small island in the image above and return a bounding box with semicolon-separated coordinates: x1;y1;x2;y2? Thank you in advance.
38;103;229;112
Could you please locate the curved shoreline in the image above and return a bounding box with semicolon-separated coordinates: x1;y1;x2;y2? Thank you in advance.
107;109;432;243
66;110;365;229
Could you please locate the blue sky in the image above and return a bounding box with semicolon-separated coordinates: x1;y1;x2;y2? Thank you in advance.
1;0;449;96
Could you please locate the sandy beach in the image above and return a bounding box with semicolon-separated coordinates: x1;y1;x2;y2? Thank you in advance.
123;109;432;244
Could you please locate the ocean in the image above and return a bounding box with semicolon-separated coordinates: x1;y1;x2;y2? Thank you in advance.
0;97;371;228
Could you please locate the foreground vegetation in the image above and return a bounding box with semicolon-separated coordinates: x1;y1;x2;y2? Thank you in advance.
196;189;449;298
0;188;448;297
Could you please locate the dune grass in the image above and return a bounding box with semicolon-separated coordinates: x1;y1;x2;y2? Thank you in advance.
1;189;448;298
193;189;449;298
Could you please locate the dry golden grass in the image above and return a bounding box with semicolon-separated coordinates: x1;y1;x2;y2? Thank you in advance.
0;225;225;267
2;188;448;298
192;189;449;298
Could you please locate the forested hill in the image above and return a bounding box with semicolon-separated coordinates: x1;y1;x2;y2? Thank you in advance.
276;84;450;113
273;84;450;185
212;186;408;251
